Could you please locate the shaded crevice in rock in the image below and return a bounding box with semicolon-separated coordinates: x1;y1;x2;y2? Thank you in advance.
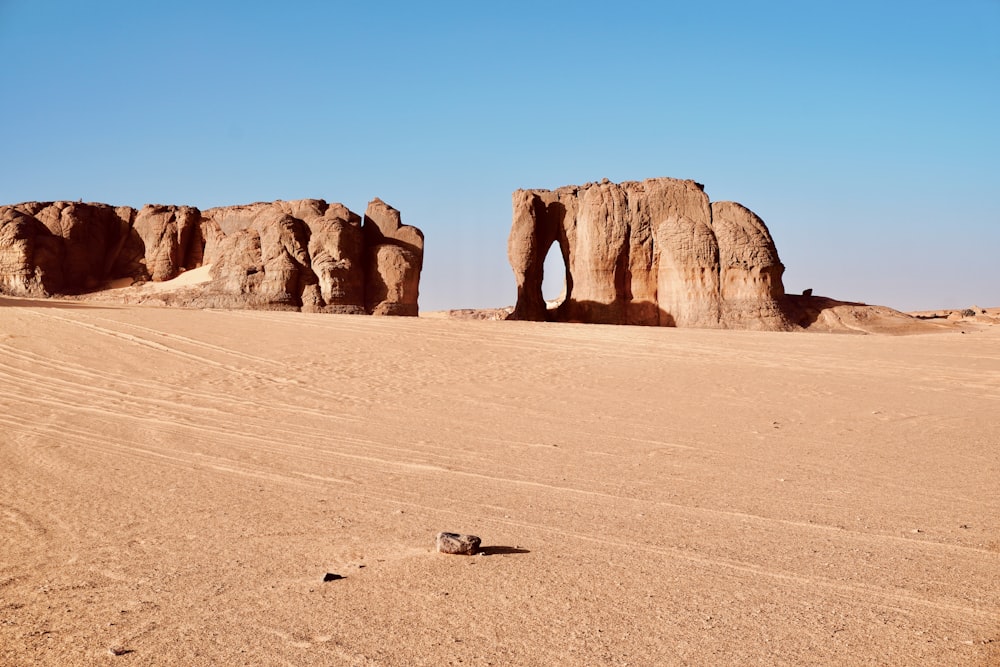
507;177;794;330
0;198;423;316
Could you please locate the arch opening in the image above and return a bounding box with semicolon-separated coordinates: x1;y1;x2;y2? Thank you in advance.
541;241;568;309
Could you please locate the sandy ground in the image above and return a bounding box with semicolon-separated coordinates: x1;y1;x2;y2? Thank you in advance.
105;265;214;293
1;300;998;666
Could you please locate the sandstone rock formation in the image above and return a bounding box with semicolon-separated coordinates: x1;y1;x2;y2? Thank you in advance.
507;177;793;330
362;198;424;317
0;198;423;315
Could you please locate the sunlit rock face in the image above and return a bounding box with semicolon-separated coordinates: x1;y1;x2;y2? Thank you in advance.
507;177;791;330
0;198;423;316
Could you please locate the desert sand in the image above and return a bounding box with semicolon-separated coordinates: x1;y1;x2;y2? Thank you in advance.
1;299;998;665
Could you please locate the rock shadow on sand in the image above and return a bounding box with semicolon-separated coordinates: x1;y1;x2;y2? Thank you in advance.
0;296;119;310
478;546;530;555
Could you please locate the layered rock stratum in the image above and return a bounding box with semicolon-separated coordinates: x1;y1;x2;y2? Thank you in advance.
509;177;795;329
0;198;423;315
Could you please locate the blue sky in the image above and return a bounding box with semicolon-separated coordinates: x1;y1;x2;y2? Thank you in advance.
1;1;997;311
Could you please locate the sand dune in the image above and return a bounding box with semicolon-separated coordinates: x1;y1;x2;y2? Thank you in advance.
1;299;998;665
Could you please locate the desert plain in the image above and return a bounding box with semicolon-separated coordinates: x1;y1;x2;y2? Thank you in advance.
1;297;998;666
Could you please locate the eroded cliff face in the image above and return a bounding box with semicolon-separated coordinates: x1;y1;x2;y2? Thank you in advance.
0;198;423;315
507;177;792;330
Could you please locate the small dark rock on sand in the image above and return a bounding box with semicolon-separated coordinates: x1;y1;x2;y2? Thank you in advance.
436;532;481;555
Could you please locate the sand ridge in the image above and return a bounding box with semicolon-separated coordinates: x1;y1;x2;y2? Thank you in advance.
1;300;998;665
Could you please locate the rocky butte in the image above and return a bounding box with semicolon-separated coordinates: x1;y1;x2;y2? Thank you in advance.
0;198;423;315
509;177;817;330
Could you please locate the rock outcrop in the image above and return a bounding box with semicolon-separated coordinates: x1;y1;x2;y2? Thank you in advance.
362;198;424;316
507;177;793;330
0;198;423;315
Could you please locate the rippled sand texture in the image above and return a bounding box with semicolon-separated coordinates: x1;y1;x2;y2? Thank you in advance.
1;299;998;665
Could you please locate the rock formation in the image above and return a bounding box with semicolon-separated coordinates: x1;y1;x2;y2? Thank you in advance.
362;198;424;316
507;177;793;330
0;198;423;315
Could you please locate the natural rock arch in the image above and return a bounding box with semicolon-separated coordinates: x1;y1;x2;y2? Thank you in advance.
507;177;792;330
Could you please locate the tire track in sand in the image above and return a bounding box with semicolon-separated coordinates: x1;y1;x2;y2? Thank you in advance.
4;411;996;629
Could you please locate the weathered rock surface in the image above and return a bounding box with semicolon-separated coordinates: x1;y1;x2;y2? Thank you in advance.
436;532;481;555
363;198;424;317
507;177;793;329
0;198;423;315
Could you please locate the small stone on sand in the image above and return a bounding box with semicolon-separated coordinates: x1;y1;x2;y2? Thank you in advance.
436;532;481;555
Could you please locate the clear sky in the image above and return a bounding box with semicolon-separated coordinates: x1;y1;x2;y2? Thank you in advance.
1;1;997;311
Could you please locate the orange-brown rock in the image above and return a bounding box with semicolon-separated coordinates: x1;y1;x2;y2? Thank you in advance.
0;202;139;295
508;178;793;329
711;201;788;329
0;198;423;316
133;205;204;282
363;198;424;316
